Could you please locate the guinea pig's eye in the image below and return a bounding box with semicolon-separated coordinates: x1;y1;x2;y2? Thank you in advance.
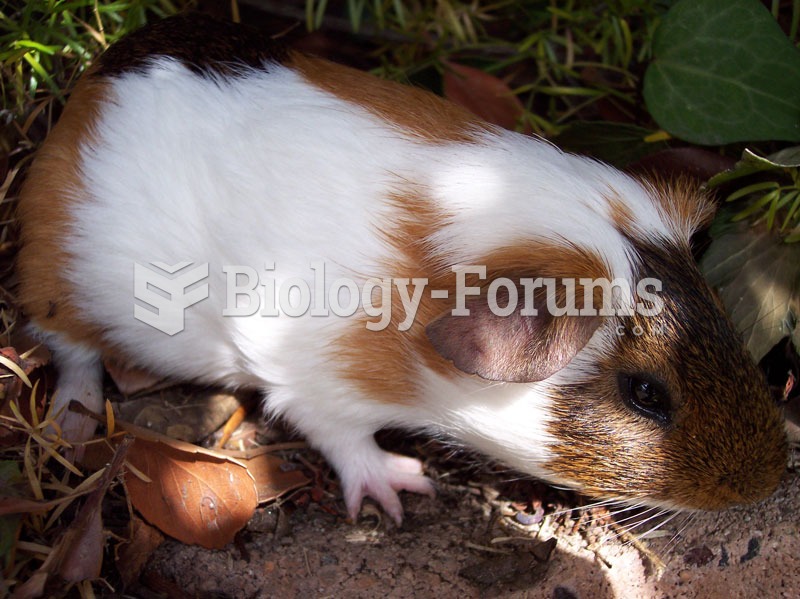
618;373;671;425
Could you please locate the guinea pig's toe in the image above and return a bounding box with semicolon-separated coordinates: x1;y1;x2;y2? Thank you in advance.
49;410;98;462
342;451;436;526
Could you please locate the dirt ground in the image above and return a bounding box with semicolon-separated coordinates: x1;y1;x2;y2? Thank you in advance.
138;444;799;599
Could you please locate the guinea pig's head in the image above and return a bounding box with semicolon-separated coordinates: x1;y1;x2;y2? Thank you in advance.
425;206;787;512
540;239;788;510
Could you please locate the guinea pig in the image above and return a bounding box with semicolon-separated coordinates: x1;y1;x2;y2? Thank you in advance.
17;13;787;524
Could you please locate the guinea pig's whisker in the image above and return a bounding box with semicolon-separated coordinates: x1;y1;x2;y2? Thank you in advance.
609;509;672;545
547;497;620;517
601;503;668;539
604;507;662;537
606;504;657;526
629;509;680;545
662;512;696;553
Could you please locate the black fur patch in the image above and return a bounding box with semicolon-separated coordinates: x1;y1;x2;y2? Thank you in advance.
94;13;288;78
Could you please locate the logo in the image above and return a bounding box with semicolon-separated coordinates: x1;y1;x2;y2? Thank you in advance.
134;261;209;335
132;260;665;335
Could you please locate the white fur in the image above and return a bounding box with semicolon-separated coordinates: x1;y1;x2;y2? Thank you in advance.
43;59;684;519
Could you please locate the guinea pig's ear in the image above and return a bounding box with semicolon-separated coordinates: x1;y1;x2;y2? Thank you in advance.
425;294;601;383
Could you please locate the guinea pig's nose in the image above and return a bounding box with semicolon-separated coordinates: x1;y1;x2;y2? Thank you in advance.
714;453;787;508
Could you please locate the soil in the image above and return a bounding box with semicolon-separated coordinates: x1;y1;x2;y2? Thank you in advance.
137;443;800;599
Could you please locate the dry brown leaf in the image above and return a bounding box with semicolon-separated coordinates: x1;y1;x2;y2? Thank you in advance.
103;357;172;397
116;515;165;587
124;438;257;549
58;502;104;582
628;147;736;181
443;61;527;132
0;496;79;516
108;421;258;549
10;571;47;599
237;453;310;503
58;435;132;582
11;436;133;596
80;412;305;549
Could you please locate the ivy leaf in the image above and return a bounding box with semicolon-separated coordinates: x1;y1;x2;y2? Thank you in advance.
701;223;800;360
644;0;800;145
709;146;800;188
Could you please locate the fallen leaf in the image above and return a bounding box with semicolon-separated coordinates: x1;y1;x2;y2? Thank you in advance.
58;502;104;582
627;147;736;181
11;436;133;596
443;62;527;132
238;453;309;503
116;515;165;587
10;571;47;599
123;437;257;549
59;435;133;582
103;358;172;397
94;421;259;549
553;121;669;168
80;413;305;548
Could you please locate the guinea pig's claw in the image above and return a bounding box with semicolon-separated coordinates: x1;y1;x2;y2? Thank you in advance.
344;452;436;526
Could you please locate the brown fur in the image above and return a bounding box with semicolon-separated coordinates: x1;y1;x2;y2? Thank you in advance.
646;177;717;240
335;186;611;404
606;195;638;236
16;74;110;349
607;179;715;242
290;53;491;144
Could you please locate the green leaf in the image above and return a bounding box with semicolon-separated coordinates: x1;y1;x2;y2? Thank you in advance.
731;190;778;221
708;146;800;187
782;191;800;230
750;146;800;168
701;223;800;360
12;40;59;54
725;180;780;202
644;0;800;145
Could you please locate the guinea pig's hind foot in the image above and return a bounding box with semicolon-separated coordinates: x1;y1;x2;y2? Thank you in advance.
328;438;436;526
45;340;104;460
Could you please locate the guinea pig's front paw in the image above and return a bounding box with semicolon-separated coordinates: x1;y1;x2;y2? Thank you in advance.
341;451;436;526
49;405;99;462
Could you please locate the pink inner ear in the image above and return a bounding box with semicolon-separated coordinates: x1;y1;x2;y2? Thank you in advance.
425;296;600;383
